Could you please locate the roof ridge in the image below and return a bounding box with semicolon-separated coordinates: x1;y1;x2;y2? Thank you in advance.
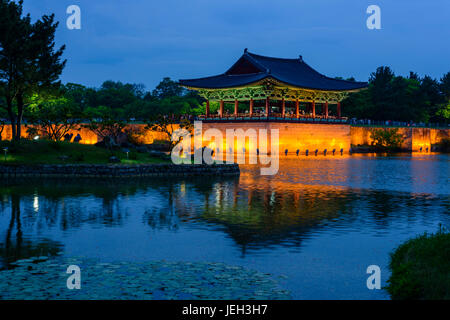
246;51;302;62
179;72;266;83
180;49;369;90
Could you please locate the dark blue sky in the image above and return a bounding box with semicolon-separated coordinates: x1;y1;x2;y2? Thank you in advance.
24;0;450;91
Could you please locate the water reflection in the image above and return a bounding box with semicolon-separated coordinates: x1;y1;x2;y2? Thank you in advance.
0;155;449;298
0;193;62;268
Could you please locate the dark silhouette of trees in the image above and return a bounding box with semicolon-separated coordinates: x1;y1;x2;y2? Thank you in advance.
342;66;449;123
0;0;66;141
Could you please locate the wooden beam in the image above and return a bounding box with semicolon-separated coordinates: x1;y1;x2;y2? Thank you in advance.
325;101;328;118
337;102;341;118
296;99;299;118
312;100;316;118
266;97;270;116
206;100;210;117
234;99;238;116
249;98;254;116
281;98;285;117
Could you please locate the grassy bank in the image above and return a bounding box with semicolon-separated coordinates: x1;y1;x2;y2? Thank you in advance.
0;140;168;165
386;227;450;300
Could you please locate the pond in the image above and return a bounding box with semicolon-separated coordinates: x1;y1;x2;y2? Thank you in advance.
0;153;449;299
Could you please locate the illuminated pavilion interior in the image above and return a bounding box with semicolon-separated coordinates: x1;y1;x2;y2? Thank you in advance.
180;49;368;122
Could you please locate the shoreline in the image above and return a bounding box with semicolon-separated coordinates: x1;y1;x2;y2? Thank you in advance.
0;163;240;178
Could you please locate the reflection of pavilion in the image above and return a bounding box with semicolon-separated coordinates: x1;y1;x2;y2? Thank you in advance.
199;177;353;253
180;49;367;122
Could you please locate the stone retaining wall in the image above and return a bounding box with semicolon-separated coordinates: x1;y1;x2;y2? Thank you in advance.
350;126;450;151
0;163;240;178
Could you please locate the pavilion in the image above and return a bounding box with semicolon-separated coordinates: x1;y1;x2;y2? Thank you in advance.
179;49;368;123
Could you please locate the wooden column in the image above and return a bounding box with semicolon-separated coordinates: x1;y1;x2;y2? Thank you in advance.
281;98;285;117
249;98;254;116
219;100;224;117
325;101;329;118
312;100;316;118
296;99;299;118
206;100;210;117
234;99;238;116
265;97;270;116
337;102;341;118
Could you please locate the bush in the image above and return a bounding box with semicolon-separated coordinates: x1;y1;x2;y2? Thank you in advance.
386;226;450;300
370;128;404;150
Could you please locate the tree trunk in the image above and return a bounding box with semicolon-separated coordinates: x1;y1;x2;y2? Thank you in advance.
15;93;24;141
6;96;17;141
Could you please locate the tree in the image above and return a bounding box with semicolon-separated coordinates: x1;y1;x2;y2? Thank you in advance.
436;72;450;123
146;115;193;148
0;0;30;140
370;128;404;149
25;94;83;141
440;72;450;100
152;77;184;99
342;66;450;123
0;119;4;141
84;106;127;147
62;83;95;111
191;100;219;116
436;101;450;121
0;91;6;140
0;1;66;141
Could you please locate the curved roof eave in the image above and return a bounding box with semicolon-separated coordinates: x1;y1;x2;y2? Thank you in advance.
180;74;367;92
179;50;369;91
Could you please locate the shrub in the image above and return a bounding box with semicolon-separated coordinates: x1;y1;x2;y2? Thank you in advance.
386;226;450;300
370;128;404;149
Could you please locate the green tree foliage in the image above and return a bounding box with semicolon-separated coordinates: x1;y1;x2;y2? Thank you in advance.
152;77;184;99
25;94;83;141
84;106;127;148
386;227;450;300
370;128;404;149
191;101;220;116
146;115;193;148
342;67;449;123
57;78;203;121
0;0;66;140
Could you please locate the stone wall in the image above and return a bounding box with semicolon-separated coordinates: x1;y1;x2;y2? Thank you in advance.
0;124;171;145
201;122;351;154
2;123;448;153
0;163;240;178
350;126;449;151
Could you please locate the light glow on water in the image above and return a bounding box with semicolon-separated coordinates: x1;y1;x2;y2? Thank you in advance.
0;154;448;299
